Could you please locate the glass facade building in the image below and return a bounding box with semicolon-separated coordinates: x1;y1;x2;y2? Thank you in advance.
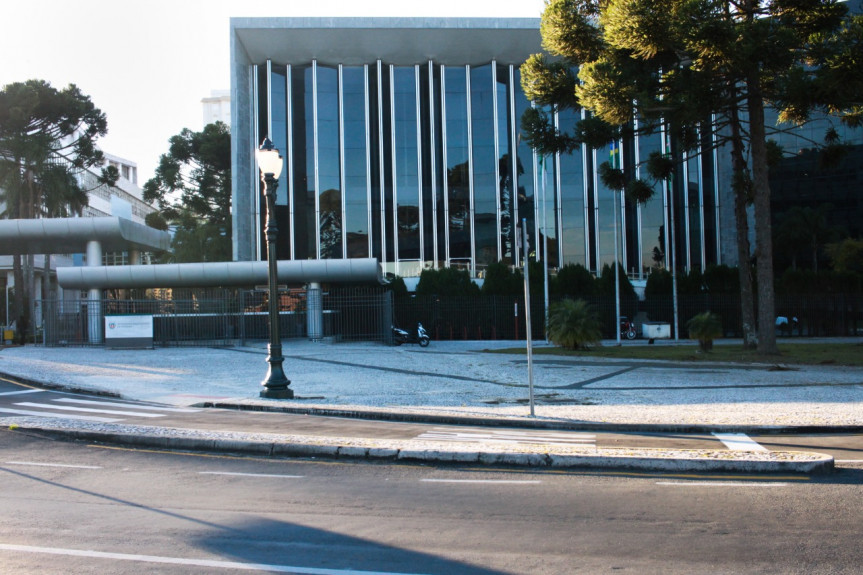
231;18;726;279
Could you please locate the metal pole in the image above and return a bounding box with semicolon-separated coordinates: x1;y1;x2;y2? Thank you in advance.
522;218;535;417
261;171;293;399
614;188;621;345
612;141;621;345
542;154;549;344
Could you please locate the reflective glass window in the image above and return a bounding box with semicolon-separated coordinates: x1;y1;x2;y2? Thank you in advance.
513;69;536;262
596;144;618;270
318;66;342;259
269;65;291;259
343;66;370;258
471;64;497;268
637;128;666;273
686;153;702;270
290;65;314;260
393;66;421;263
496;64;516;264
444;66;471;264
559;108;586;267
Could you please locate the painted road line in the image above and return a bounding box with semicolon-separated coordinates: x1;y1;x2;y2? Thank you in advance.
0;389;42;397
198;472;305;479
5;461;102;469
0;543;421;574
417;428;595;446
657;481;789;487
421;478;542;484
0;407;119;422
712;432;769;452
14;402;165;418
54;398;201;412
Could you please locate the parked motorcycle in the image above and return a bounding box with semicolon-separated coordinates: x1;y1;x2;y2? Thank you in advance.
392;322;430;347
620;317;637;340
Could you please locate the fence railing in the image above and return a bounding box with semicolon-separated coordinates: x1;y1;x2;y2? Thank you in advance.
38;290;863;347
39;287;393;347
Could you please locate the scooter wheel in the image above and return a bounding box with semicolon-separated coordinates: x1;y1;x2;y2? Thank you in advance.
625;329;637;340
419;337;430;347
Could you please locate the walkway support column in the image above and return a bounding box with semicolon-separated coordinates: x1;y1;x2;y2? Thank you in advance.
307;282;323;342
86;240;103;344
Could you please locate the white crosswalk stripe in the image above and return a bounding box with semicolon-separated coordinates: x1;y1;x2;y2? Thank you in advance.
416;427;596;446
0;396;200;423
0;407;119;422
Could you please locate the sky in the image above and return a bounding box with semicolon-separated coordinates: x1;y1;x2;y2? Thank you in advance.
0;0;546;186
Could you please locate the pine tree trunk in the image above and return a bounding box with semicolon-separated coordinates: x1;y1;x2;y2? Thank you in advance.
747;77;779;355
729;99;757;349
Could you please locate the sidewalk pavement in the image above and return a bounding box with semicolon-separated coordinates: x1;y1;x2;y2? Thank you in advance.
2;338;862;474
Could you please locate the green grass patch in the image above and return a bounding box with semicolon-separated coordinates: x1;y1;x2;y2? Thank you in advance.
482;341;863;366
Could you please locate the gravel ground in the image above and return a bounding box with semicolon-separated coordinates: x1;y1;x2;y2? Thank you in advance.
2;339;862;427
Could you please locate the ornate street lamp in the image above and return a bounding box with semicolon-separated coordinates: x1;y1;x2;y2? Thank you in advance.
256;138;293;399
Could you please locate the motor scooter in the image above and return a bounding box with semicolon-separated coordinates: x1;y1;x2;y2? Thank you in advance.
392;322;430;347
620;317;637;340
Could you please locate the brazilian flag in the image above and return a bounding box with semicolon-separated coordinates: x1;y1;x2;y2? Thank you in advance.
609;140;619;169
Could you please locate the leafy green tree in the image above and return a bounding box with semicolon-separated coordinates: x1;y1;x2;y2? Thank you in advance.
702;265;740;295
547;298;602;350
826;238;863;275
387;275;409;296
481;261;522;295
552;263;597;297
521;0;862;354
415;267;479;296
596;263;636;298
0;79;115;340
774;204;840;271
143;122;231;262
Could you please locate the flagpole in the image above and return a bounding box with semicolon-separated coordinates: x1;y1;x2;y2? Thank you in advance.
612;140;621;345
541;153;549;344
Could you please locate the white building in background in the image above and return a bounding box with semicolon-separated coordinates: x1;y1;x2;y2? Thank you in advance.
1;150;159;327
202;89;231;127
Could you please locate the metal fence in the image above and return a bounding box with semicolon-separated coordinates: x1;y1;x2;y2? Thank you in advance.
39;287;393;347
392;292;863;341
38;289;863;347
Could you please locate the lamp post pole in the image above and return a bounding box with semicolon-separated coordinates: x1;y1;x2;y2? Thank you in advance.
257;138;293;399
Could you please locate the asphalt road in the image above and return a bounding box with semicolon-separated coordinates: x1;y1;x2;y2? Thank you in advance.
2;430;862;574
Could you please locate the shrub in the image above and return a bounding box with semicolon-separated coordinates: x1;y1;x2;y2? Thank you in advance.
547;298;602;350
686;311;722;352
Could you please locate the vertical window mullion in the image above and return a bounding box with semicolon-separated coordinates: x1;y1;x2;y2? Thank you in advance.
581;109;590;269
252;64;261;261
416;64;424;269
390;64;398;274
440;65;450;267
428;60;438;268
634;117;644;278
377;60;386;267
510;65;519;265
492;62;502;265
313;60;321;260
365;65;372;257
338;64;347;259
466;65;475;277
286;65;295;260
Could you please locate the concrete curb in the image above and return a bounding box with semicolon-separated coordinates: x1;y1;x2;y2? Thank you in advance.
7;422;835;474
203;401;863;435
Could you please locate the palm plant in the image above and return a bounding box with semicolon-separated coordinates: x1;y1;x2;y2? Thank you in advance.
686;311;722;352
547;298;602;350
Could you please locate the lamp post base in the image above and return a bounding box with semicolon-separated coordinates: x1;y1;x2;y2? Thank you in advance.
260;386;293;399
261;345;293;399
